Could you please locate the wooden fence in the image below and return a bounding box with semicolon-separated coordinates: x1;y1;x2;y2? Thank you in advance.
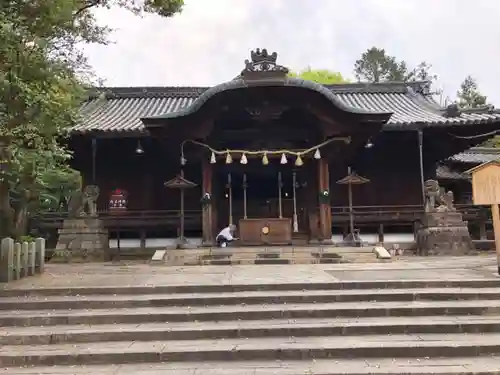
0;238;46;283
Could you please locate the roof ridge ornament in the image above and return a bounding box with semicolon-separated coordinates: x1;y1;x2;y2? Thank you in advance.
240;48;289;81
444;103;461;118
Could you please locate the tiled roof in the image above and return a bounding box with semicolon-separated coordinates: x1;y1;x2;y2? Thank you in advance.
437;147;500;180
73;82;500;134
436;165;468;180
448;147;500;164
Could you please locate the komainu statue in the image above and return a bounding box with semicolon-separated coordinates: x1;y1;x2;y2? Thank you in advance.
67;185;100;218
423;180;440;212
424;179;456;213
418;179;471;256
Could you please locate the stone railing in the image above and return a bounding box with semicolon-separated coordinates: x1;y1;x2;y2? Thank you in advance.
0;238;46;282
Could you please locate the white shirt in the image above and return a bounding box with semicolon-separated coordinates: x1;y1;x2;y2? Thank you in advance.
217;226;233;240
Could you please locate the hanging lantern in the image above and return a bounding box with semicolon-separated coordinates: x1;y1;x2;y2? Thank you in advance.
313;148;321;160
280;153;287;164
210;152;216;164
240;153;248;165
262;153;269;165
225;152;232;164
295;154;304;166
135;141;144;154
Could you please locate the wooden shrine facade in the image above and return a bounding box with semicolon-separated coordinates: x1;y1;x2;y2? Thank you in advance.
37;49;500;245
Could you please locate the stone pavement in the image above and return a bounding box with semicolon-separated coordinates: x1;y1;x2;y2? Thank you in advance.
2;254;498;290
1;255;500;374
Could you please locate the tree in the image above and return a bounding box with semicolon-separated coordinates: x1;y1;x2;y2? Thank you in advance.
409;61;437;82
354;47;406;83
354;47;437;85
456;75;487;108
0;0;184;238
288;68;348;84
455;76;496;147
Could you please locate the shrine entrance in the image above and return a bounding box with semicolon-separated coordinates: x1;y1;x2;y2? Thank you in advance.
215;162;309;245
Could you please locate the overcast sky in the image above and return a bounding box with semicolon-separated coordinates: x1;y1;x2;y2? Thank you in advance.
83;0;500;105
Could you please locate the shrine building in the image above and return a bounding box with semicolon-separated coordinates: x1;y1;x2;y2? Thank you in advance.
39;49;500;248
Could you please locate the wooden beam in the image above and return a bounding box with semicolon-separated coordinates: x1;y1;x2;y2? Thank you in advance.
201;160;214;246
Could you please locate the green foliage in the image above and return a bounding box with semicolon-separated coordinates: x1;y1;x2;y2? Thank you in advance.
354;47;401;83
74;0;184;17
480;136;500;148
0;0;184;238
288;68;348;84
456;75;487;108
354;47;437;85
19;235;35;243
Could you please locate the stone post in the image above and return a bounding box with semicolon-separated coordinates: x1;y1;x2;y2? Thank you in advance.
28;242;36;276
35;238;45;274
21;242;29;278
0;237;14;282
479;221;487;240
14;243;21;280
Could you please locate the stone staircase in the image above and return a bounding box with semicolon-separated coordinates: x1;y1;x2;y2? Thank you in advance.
163;246;379;266
3;279;500;373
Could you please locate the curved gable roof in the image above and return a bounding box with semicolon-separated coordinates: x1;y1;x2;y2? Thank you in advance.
140;76;390;126
74;81;500;134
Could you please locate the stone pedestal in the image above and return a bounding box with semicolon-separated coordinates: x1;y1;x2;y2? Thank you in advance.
53;218;109;262
416;211;474;256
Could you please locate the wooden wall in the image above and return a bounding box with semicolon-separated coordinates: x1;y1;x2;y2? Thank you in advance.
72;130;430;212
73;136;203;212
329;131;424;207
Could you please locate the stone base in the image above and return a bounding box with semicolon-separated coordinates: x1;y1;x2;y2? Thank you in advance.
417;212;474;256
53;218;109;262
175;237;198;249
201;240;214;247
319;238;334;245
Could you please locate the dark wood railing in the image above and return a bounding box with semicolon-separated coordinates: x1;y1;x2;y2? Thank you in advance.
330;204;487;223
32;209;202;230
32;204;489;230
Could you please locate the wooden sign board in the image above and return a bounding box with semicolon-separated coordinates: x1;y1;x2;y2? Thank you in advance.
467;160;500;274
467;161;500;205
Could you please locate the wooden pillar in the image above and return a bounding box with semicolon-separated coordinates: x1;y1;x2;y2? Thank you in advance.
202;160;214;246
318;159;332;243
305;166;319;243
378;223;384;244
141;173;151;251
140;230;146;250
491;204;500;275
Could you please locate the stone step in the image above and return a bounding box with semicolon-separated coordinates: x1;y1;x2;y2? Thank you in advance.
2;299;500;326
3;357;500;374
2;279;500;297
1;333;500;366
4;287;500;310
4;356;500;375
3;315;500;345
184;258;347;266
165;247;378;266
174;255;346;266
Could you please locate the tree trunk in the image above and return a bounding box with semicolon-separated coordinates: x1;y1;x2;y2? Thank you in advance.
12;187;32;239
0;180;14;237
13;202;29;239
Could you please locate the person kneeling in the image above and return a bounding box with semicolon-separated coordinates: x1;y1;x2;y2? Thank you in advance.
216;224;238;248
